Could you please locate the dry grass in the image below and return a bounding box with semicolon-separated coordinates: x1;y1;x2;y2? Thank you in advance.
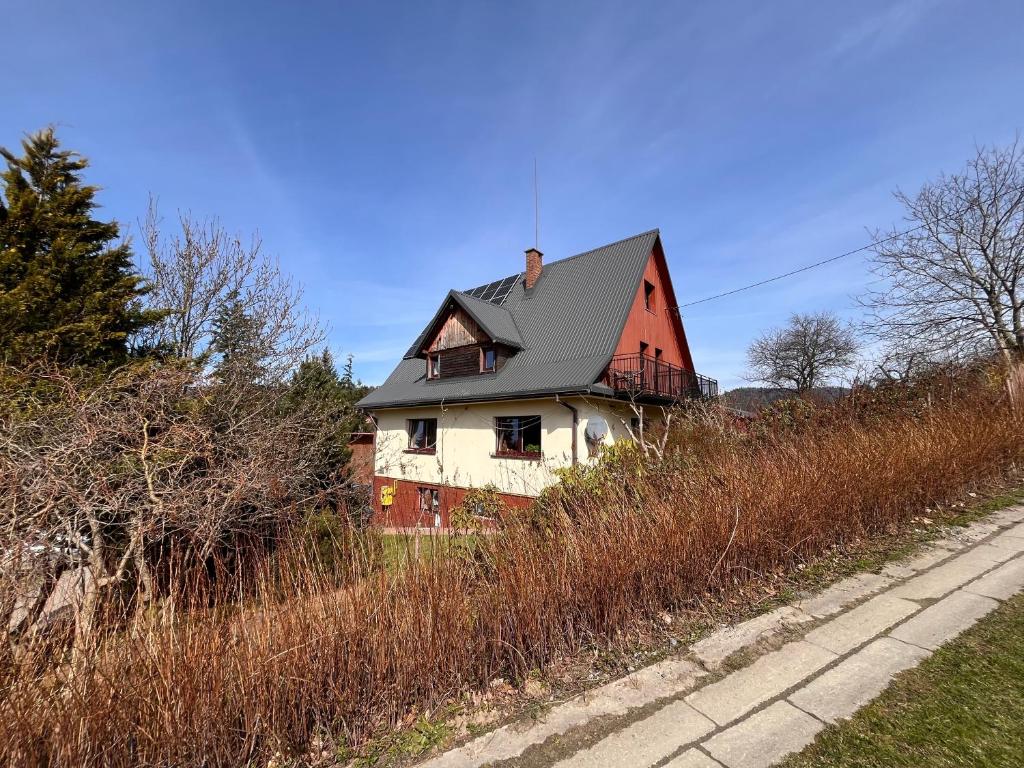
2;386;1023;767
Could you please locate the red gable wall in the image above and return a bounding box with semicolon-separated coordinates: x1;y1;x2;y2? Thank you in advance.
612;242;696;372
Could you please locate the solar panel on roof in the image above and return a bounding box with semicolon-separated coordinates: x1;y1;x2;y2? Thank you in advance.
465;273;521;305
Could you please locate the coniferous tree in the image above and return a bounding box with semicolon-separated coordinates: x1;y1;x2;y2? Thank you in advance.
210;290;268;384
0;128;159;366
283;350;371;490
341;353;355;388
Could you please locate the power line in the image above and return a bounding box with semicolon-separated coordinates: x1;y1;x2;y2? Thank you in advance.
674;225;924;311
674;182;1024;312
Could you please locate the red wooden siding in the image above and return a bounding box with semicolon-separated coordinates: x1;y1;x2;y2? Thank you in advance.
612;243;696;372
348;433;375;485
371;475;533;528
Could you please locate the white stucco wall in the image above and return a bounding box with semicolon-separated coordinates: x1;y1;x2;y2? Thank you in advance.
371;396;639;497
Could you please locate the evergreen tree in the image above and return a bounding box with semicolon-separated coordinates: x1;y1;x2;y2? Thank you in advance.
0;128;160;366
283;350;371;489
341;353;355;388
284;350;352;488
210;290;267;384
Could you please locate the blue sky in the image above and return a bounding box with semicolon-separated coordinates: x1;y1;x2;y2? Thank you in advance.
4;1;1023;389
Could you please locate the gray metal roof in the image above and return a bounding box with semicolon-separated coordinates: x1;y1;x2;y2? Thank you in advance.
358;229;660;409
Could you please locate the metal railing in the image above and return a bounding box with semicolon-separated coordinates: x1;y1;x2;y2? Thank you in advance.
603;353;718;400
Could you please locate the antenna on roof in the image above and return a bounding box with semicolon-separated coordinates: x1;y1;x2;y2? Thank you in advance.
533;157;539;250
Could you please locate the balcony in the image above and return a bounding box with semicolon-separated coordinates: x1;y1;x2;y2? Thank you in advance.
602;353;718;400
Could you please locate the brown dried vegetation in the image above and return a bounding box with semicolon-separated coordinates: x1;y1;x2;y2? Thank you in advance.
1;364;1022;767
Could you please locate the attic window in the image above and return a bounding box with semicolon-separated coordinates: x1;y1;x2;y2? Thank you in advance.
427;353;441;379
481;347;496;373
644;280;656;312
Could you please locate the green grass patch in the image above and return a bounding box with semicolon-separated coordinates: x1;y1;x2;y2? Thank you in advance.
783;593;1024;768
353;710;454;766
947;486;1024;526
373;532;479;573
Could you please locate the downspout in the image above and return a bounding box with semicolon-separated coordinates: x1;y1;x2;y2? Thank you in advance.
555;395;579;466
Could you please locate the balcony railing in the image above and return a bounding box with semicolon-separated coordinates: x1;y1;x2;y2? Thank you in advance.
602;353;718;400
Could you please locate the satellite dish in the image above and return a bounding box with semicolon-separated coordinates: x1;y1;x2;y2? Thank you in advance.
584;417;609;458
585;416;609;444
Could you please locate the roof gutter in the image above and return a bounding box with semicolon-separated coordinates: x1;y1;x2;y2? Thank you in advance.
555;394;579;466
358;384;612;411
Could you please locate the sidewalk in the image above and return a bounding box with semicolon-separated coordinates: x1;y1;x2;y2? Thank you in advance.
420;505;1024;768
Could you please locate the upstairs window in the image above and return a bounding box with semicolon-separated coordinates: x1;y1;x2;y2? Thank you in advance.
644;280;656;312
407;418;437;453
427;353;441;379
481;347;496;373
494;416;541;458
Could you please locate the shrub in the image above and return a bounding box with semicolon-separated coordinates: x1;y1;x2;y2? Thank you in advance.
0;362;354;657
449;485;508;532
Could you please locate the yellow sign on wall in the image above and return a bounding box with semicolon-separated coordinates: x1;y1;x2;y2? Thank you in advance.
380;485;395;507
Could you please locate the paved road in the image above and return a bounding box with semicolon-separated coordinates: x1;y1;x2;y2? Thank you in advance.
421;506;1024;768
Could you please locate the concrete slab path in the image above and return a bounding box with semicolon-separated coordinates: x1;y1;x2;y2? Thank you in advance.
419;505;1024;768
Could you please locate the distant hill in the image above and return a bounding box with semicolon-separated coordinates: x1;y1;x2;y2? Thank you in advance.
722;386;849;414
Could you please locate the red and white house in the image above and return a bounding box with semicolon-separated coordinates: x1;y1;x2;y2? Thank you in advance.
357;229;716;527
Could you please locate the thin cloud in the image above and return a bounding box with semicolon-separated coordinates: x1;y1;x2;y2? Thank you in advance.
829;0;936;60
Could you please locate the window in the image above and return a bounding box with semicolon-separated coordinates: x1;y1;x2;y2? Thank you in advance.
495;415;542;458
418;487;440;527
481;347;496;373
644;280;656;312
407;418;437;452
427;353;441;379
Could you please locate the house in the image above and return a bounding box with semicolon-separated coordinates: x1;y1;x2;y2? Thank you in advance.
356;229;716;528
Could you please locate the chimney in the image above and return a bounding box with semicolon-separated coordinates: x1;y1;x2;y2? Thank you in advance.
525;247;543;290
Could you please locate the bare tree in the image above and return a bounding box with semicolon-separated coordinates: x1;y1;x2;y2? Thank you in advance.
0;363;346;656
859;335;980;386
869;343;938;384
618;399;674;461
865;140;1024;362
747;312;859;393
137;200;325;381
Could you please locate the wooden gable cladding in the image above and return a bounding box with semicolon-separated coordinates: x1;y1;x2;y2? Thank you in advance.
427;306;489;352
613;244;696;371
424;305;514;380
